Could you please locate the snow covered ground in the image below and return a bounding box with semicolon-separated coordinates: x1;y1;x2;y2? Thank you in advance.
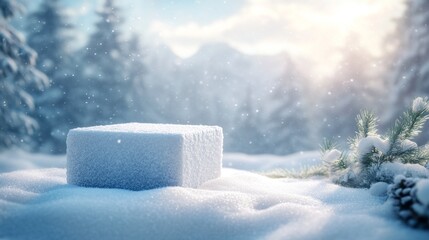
0;150;428;239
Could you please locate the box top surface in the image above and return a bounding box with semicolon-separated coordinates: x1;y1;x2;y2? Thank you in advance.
71;123;221;135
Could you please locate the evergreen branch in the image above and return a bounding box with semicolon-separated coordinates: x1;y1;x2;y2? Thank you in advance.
388;118;404;150
402;109;429;140
356;110;377;138
320;97;429;188
400;147;429;165
386;147;418;163
348;110;378;153
320;138;337;154
388;103;429;150
333;152;349;170
360;149;377;168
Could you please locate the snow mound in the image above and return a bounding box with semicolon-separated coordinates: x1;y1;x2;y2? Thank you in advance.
1;167;428;239
400;139;418;151
378;162;429;181
67;123;223;190
357;136;389;158
370;182;389;197
322;149;342;163
412;97;428;113
416;179;429;206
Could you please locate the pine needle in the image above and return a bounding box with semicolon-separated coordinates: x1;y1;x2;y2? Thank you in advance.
356;110;378;138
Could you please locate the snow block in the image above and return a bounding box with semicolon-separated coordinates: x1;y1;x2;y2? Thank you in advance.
66;123;223;190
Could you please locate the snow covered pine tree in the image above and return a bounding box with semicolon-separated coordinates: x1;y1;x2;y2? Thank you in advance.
264;59;312;155
0;0;48;149
122;34;149;122
26;0;74;153
78;0;130;126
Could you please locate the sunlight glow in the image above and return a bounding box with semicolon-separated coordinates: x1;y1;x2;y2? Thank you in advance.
331;3;373;30
144;0;405;79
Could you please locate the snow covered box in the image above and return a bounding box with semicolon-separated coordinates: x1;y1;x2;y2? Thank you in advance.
66;123;223;190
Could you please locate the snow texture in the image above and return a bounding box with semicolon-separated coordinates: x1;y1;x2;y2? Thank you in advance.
2;167;429;239
378;162;429;181
393;174;406;184
322;149;342;163
1;151;429;239
412;97;428;113
222;151;320;171
400;139;418;151
357;136;389;159
416;179;429;206
67;123;223;190
370;182;389;197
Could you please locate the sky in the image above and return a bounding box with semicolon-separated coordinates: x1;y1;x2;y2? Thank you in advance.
24;0;406;78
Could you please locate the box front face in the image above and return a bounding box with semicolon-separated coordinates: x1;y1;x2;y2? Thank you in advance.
67;131;183;190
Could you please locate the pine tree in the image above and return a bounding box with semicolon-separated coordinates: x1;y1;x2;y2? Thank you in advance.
25;0;74;153
0;0;48;150
79;0;129;126
264;59;312;154
123;34;150;122
388;0;429;143
229;85;266;154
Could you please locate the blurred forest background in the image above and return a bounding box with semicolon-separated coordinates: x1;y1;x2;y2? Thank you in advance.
1;0;429;155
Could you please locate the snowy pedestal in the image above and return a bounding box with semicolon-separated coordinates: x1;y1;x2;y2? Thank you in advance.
66;123;223;190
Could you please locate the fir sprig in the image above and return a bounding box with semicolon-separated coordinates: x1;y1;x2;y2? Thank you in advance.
319;97;429;188
356;110;378;138
271;97;429;187
348;110;378;153
320;138;337;154
330;153;349;172
400;147;429;165
388;98;429;149
320;138;349;173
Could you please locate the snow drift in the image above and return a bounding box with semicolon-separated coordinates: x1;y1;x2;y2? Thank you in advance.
0;150;428;239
